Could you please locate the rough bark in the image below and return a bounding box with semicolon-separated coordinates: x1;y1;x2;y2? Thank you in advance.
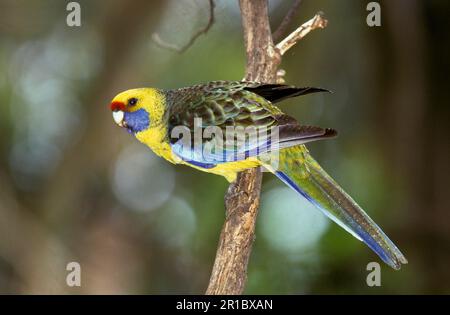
205;0;279;295
206;0;327;295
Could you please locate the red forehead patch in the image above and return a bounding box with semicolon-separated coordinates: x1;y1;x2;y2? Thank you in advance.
110;101;126;111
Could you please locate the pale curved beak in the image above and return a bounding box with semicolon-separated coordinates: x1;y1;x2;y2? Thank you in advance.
112;110;125;127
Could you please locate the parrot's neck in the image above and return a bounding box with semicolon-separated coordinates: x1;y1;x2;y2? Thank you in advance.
135;126;179;164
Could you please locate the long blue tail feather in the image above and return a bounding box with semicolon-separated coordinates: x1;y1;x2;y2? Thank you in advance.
265;147;407;270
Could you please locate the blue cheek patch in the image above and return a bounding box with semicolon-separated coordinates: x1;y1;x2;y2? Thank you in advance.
124;109;150;133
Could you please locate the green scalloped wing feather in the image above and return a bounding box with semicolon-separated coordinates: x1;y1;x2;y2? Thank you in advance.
164;81;334;164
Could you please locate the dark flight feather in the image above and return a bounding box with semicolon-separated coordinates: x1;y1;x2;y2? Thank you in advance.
244;84;330;103
165;81;336;163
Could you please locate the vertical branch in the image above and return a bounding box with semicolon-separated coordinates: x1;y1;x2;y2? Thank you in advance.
206;0;279;295
206;0;327;295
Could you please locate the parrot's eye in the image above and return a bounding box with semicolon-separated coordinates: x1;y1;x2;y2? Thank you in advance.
128;98;138;106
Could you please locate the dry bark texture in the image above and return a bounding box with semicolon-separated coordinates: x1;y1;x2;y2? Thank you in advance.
206;0;327;295
206;0;279;295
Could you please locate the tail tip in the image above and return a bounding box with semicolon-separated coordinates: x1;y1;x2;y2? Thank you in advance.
389;253;408;270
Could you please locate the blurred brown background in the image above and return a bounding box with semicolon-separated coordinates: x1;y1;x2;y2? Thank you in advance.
0;0;449;294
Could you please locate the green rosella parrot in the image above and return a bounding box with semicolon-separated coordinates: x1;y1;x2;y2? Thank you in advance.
109;81;407;269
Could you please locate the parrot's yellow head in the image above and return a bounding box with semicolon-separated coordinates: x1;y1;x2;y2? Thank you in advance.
109;88;165;134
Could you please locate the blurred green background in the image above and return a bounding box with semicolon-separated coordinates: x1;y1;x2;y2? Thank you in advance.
0;0;449;294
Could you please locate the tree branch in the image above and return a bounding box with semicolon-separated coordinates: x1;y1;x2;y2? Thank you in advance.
152;0;215;53
276;12;328;56
272;0;302;42
206;1;327;295
206;0;278;295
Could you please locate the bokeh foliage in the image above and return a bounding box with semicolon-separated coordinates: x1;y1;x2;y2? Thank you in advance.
0;0;449;294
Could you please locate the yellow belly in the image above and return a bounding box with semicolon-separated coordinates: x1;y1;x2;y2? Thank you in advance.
175;153;260;183
194;158;261;182
135;127;261;182
163;147;260;182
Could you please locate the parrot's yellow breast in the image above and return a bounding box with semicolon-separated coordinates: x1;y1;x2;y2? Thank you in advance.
135;127;260;182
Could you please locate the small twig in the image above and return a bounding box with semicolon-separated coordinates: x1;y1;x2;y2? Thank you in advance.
275;11;328;56
272;0;302;42
152;0;215;53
